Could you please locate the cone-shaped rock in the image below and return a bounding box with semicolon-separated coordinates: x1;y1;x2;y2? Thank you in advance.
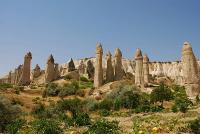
19;52;32;85
78;60;86;74
45;54;55;82
32;64;41;79
135;48;144;87
143;54;149;85
106;51;114;82
94;43;103;88
114;48;124;80
87;60;95;79
67;58;76;72
54;63;60;79
181;41;200;97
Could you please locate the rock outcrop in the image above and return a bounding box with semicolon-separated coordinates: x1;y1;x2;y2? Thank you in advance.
54;63;60;80
106;51;114;83
32;64;41;79
45;54;55;82
114;48;124;81
143;54;149;85
181;41;200;97
86;60;95;79
19;52;32;85
94;43;103;88
78;60;86;74
135;48;144;87
67;58;76;72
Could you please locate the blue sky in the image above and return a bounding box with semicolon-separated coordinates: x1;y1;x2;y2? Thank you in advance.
0;0;200;76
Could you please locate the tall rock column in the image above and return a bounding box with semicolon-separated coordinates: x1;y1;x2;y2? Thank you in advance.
94;43;103;88
143;54;149;85
19;52;32;85
45;54;55;82
54;63;60;80
106;51;114;83
135;48;144;87
114;48;124;81
181;41;200;97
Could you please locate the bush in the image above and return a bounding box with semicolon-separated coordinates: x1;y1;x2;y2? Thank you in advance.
0;83;13;90
6;119;26;134
113;98;122;111
55;98;82;117
172;85;192;113
82;98;99;112
99;99;113;111
99;109;111;117
150;84;173;107
86;119;119;134
189;118;200;134
80;76;89;82
0;95;21;132
43;83;60;97
74;113;91;126
76;89;85;97
32;119;63;134
58;81;79;97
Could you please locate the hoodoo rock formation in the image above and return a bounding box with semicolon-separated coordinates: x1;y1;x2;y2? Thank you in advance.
19;52;32;85
106;51;114;83
87;60;95;79
143;54;150;85
135;48;144;87
181;41;200;97
94;43;103;88
45;54;55;82
114;48;124;81
32;64;41;79
67;58;76;72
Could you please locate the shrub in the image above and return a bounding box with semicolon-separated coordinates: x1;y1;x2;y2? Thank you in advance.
76;89;85;97
86;119;119;134
74;113;91;126
55;98;82;117
58;81;79;97
82;98;99;112
150;84;173;107
172;85;192;113
99;99;113;111
0;95;21;132
31;103;46;118
189;118;200;134
64;74;73;80
43;83;60;97
99;109;111;117
32;119;63;134
0;83;13;90
6;119;26;134
114;98;122;111
80;76;89;82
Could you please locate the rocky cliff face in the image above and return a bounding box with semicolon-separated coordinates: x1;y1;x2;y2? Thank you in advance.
60;57;200;86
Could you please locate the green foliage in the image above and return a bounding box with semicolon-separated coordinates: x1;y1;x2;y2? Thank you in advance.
104;84;141;110
0;95;21;132
32;119;63;134
74;113;91;126
86;119;119;134
0;83;13;90
150;84;173;107
171;85;192;113
43;83;60;97
99;98;113;111
64;74;73;80
6;119;26;134
58;81;79;97
99;109;111;117
80;76;89;82
76;89;85;97
56;98;82;117
82;98;99;112
189;118;200;134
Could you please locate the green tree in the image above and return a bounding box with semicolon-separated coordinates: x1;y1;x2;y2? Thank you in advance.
150;84;173;107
